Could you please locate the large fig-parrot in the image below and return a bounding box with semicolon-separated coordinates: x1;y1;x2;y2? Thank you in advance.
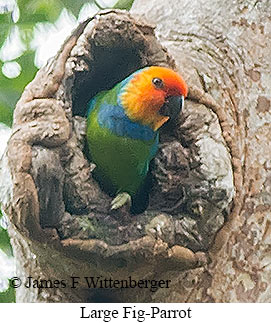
86;66;188;213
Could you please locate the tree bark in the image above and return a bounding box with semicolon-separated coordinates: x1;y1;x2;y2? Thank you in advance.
131;0;271;302
0;0;270;302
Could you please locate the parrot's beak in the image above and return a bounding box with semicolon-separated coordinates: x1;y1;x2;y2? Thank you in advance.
160;95;184;120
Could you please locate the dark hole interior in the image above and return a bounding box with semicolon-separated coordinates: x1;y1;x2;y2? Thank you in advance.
72;46;144;117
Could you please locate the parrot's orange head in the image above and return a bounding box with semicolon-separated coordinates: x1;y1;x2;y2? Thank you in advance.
120;66;188;131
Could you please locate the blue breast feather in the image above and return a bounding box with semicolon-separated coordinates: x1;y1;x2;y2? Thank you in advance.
97;103;157;142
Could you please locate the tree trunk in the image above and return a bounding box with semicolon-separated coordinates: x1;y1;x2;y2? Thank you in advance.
0;0;270;302
131;0;271;302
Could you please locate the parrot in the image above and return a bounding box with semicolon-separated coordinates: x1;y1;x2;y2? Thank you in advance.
86;66;188;213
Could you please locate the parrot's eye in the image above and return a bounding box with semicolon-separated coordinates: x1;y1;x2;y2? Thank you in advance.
152;77;164;89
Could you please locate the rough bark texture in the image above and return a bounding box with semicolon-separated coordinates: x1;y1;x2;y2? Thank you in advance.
131;0;271;302
0;0;270;302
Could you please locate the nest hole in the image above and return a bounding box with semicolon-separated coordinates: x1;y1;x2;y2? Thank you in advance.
71;27;147;117
53;12;234;253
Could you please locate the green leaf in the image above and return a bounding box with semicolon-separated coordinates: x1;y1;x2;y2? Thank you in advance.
60;0;90;17
113;0;135;10
0;50;37;93
0;51;37;126
0;284;15;303
17;0;63;24
92;0;135;10
15;50;38;85
0;227;13;257
0;12;12;49
0;103;13;127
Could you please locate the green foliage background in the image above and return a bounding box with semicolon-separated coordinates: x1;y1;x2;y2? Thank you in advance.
0;0;134;303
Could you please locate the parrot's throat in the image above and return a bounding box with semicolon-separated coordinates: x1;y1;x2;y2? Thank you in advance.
120;85;169;131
